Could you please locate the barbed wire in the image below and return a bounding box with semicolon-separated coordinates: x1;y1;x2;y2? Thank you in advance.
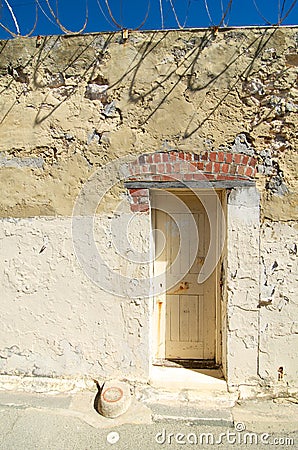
0;0;296;38
278;0;297;24
44;0;88;34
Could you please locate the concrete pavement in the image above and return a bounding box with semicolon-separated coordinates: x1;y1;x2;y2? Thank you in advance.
0;381;297;449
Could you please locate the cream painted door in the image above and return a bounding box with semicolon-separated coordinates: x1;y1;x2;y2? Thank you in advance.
153;191;218;360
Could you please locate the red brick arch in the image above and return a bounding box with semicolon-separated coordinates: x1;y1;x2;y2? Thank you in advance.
126;150;257;212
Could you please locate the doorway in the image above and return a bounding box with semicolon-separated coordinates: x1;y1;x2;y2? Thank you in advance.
151;189;225;369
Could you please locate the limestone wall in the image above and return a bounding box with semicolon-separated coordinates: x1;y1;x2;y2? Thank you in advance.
0;27;297;392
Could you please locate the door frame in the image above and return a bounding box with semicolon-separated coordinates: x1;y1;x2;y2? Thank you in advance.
150;188;226;369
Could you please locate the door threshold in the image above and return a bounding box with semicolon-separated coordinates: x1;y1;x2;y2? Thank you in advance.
153;358;220;370
149;365;226;391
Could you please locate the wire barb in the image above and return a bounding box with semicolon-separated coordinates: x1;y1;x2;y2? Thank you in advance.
45;0;88;34
3;0;20;34
0;0;297;39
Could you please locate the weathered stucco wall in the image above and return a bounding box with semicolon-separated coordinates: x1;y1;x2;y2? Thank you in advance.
0;215;151;381
0;27;297;393
0;28;297;219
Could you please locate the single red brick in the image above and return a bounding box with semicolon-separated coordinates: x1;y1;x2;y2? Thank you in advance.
142;164;150;173
249;157;257;167
205;162;213;172
234;154;242;164
181;161;190;173
154;153;161;163
172;173;182;181
205;173;216;180
173;162;181;172
200;152;208;161
130;204;139;212
170;152;178;161
185;153;192;161
160;175;175;181
162;153;169;162
225;153;233;163
189;162;196;172
178;152;185;160
230;165;237;175
245;166;253;177
209;152;217;162
152;175;161;181
131;203;149;213
129;188;149;197
241;155;249;165
237;166;245;175
166;163;173;173
193;173;206;181
157;163;165;173
222;163;229;173
146;154;153;163
184;173;193;181
129;189;140;196
150;164;157;174
214;162;220;172
217;152;225;162
197;162;204;171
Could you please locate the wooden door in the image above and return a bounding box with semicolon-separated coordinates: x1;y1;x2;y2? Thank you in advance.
153;190;218;360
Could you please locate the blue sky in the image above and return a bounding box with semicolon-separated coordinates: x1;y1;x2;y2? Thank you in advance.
0;0;297;39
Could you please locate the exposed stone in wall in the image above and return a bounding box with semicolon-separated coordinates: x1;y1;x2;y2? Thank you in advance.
0;28;297;389
0;28;297;220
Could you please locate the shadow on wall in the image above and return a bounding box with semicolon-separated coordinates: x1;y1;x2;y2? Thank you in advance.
0;26;286;136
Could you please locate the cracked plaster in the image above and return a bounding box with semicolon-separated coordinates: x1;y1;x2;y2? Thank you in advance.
0;28;297;394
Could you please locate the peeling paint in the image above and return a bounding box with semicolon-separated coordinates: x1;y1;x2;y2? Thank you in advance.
0;28;296;395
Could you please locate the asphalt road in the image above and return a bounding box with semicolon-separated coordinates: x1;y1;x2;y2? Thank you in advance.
0;389;297;450
0;406;296;450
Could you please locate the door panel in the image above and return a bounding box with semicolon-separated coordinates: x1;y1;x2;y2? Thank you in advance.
153;190;218;361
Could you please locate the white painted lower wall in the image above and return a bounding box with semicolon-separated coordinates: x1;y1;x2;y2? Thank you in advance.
259;220;298;388
226;187;260;388
0;215;151;383
0;189;297;395
226;186;298;393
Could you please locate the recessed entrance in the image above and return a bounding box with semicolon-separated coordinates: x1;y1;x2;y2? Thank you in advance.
151;189;225;370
